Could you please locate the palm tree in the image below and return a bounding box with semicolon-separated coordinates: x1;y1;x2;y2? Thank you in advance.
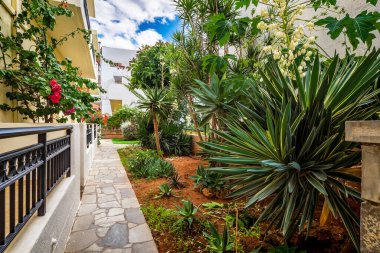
131;87;173;153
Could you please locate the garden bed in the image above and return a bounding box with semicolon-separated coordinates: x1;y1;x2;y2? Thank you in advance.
118;147;357;253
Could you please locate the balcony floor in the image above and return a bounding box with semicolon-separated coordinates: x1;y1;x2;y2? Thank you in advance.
65;140;158;253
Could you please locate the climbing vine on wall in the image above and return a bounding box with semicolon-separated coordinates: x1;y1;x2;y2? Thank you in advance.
0;0;101;123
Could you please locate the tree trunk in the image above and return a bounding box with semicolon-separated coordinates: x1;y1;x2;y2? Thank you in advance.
152;111;162;154
187;95;203;142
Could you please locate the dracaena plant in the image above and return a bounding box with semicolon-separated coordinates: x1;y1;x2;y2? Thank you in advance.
200;50;380;251
131;86;173;153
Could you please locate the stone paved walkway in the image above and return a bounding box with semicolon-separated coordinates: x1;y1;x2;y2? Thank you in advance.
65;140;158;253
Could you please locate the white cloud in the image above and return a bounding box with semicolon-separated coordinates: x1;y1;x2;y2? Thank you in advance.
91;0;176;49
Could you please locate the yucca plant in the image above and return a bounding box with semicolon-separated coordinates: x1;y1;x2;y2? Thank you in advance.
200;51;380;251
154;183;173;199
203;222;234;253
175;200;198;230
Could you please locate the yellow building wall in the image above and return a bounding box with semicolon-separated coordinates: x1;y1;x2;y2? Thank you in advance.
0;1;17;122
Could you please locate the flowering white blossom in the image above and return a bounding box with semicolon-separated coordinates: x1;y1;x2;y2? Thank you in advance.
256;0;317;77
257;21;267;30
260;9;269;18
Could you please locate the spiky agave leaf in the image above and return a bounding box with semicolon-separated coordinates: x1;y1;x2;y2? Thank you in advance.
200;50;380;251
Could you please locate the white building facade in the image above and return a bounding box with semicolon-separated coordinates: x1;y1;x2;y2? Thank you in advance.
99;47;139;115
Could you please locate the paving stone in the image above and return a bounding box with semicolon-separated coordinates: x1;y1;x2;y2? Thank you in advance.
98;222;116;228
95;214;125;225
128;223;137;229
83;242;103;252
101;223;129;248
119;188;136;198
66;229;99;252
129;224;153;243
78;204;97;216
121;198;140;209
83;186;96;195
103;249;132;253
82;194;97;204
94;212;106;220
73;214;94;232
125;208;146;224
98;195;117;203
102;187;116;194
93;209;107;215
96;227;109;237
108;208;124;217
132;241;159;253
98;200;120;209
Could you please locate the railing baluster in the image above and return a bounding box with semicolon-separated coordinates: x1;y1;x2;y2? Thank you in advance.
9;158;16;233
25;153;31;215
31;169;36;208
66;129;71;177
0;161;5;246
0;188;4;246
37;134;46;216
9;183;15;233
18;156;25;223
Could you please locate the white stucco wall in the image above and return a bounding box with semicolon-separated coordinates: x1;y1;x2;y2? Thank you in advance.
100;47;139;115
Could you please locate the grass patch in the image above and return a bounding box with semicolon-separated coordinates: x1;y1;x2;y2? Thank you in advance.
112;138;140;145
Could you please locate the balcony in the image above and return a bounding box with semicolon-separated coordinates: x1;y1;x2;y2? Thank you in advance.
49;0;97;80
0;124;99;253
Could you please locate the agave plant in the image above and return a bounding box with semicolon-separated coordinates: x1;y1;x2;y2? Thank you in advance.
203;222;234;253
175;200;198;230
190;165;225;191
169;172;186;189
154;183;173;199
200;51;380;251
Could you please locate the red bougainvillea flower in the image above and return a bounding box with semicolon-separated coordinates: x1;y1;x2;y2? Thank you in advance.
64;107;75;115
59;1;68;8
48;79;62;104
49;79;58;86
49;92;61;104
51;83;61;93
103;114;109;125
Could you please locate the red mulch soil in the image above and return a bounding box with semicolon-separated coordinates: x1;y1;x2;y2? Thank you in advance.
125;156;359;253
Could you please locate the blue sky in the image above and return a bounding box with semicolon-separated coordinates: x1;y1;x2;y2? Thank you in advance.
91;0;179;50
138;16;181;41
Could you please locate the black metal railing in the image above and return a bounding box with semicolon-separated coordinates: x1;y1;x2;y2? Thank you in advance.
0;126;72;252
86;124;92;148
94;124;97;139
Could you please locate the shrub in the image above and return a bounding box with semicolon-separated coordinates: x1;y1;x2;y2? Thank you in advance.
107;106;141;129
137;113;192;156
190;165;225;191
200;52;380;250
118;147;174;179
120;121;139;140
